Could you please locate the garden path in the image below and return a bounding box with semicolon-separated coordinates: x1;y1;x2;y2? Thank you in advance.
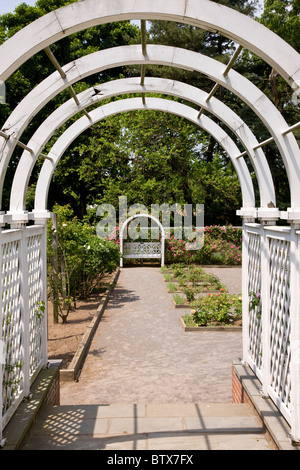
21;265;275;450
60;265;243;404
202;265;242;295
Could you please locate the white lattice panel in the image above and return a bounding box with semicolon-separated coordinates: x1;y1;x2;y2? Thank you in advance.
268;237;291;414
1;237;23;417
123;242;162;258
27;233;43;379
247;231;263;374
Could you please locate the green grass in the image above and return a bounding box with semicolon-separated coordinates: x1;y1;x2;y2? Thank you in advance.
172;293;185;305
167;282;178;292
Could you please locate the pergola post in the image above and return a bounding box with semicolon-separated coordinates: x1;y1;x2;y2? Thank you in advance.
260;221;272;399
289;223;300;443
241;216;256;364
33;216;50;368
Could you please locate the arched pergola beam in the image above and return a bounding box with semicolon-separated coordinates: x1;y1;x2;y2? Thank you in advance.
33;97;257;218
1;45;293;213
0;0;299;91
10;77;268;215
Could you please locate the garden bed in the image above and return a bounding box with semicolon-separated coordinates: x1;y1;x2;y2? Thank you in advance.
181;292;243;328
164;263;243;327
47;270;118;370
171;292;223;308
163;264;227;306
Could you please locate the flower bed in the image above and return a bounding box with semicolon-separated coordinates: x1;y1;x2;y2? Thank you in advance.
183;291;242;327
165;225;242;265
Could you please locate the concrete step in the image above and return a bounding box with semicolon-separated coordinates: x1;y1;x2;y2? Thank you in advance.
20;402;274;450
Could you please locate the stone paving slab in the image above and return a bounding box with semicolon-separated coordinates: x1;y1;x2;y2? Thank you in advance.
21;402;272;450
147;433;271;451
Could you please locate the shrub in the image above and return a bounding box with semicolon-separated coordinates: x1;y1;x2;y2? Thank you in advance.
165;226;242;265
47;204;120;323
183;286;196;302
188;291;242;326
166;237;194;263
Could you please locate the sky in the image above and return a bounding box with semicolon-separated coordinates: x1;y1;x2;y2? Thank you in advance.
0;0;37;15
0;0;265;16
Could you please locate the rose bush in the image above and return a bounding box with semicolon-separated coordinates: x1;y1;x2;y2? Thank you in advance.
184;290;242;326
166;225;242;265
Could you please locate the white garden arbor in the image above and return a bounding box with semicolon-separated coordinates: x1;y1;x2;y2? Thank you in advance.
0;0;300;445
119;214;165;267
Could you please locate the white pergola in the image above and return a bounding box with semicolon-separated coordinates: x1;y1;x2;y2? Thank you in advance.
10;77;256;213
0;0;300;445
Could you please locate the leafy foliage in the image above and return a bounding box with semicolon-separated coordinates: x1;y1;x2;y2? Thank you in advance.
47;204;120;322
185;291;243;326
165;226;242;265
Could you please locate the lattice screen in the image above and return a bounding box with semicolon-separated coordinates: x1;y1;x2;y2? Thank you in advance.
247;231;263;375
269;237;291;414
27;234;44;380
1;239;23;416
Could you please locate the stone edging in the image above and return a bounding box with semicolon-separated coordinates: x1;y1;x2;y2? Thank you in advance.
60;268;120;382
1;360;61;450
172;299;190;309
180;315;242;332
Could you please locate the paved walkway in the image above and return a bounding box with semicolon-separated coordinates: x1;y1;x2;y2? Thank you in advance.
60;266;243;405
21;265;274;450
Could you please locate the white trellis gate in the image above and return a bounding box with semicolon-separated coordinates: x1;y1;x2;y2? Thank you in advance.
0;223;48;439
242;221;300;440
119;214;165;268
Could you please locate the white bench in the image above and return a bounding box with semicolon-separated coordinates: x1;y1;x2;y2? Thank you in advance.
123;242;162;259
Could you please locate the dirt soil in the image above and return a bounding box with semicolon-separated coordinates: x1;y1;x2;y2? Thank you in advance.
47;273;114;369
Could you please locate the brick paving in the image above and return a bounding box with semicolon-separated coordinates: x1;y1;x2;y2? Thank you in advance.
60;265;243;405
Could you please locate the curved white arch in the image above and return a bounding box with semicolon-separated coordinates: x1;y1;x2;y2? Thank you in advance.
120;214;165;268
33;97;257;217
0;0;299;90
2;45;295;210
120;214;165;240
10;76;267;213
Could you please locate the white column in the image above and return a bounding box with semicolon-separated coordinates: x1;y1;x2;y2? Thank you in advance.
19;224;30;397
260;221;272;398
161;236;165;267
289;224;300;443
242;218;251;363
39;220;49;367
0;228;4;444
